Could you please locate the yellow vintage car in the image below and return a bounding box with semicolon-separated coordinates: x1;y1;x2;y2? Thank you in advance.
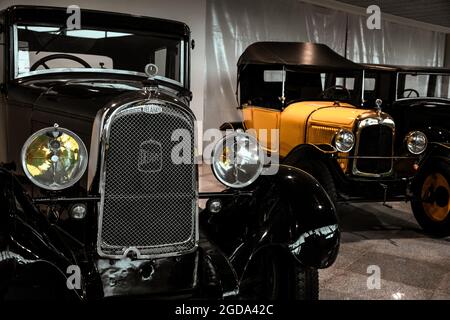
221;42;448;237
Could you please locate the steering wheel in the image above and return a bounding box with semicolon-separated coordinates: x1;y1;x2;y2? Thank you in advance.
321;85;351;101
401;88;420;98
30;54;91;71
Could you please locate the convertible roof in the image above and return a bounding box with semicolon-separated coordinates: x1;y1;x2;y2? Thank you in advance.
363;63;450;74
238;42;363;70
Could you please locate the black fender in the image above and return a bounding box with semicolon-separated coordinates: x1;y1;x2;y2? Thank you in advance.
250;165;339;269
203;164;340;281
283;143;336;164
282;143;343;182
0;168;79;300
418;141;450;172
422;126;450;144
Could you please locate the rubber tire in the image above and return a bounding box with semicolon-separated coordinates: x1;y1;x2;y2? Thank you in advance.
295;265;319;300
293;160;337;205
240;251;319;300
411;160;450;237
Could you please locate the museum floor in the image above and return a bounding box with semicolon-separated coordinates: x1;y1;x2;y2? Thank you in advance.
199;165;450;300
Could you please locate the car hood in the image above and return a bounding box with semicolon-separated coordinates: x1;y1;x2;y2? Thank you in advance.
283;101;371;131
279;101;378;156
31;79;144;121
9;76;187;167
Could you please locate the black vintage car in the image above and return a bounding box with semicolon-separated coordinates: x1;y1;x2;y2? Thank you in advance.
362;63;450;236
221;41;449;238
0;6;339;300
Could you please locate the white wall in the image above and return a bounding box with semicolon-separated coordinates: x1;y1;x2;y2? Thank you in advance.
0;0;206;125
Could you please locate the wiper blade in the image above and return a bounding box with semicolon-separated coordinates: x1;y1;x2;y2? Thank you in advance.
36;27;67;55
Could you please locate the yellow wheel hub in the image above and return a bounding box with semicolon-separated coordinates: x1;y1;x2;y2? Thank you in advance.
421;173;450;222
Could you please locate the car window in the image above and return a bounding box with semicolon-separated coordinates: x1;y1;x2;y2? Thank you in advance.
336;77;355;90
14;25;185;84
435;75;450;98
264;70;286;82
364;78;376;91
400;73;450;99
404;74;428;97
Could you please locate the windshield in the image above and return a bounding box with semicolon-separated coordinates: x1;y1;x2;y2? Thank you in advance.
14;24;186;85
397;73;450;99
239;65;362;109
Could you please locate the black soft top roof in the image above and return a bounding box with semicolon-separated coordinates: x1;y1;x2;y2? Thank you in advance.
238;42;363;70
362;63;450;74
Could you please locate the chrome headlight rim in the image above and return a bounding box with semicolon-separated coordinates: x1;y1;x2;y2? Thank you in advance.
334;129;355;153
21;126;88;191
405;130;428;155
211;132;264;189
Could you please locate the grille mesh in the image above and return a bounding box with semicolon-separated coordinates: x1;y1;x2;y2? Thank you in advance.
355;124;393;175
99;103;197;257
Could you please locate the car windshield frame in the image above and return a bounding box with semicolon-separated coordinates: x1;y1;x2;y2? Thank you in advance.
396;71;450;101
238;64;364;108
11;22;188;87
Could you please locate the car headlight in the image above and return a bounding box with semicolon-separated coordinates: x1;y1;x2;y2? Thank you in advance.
334;129;355;153
21;124;88;190
406;131;427;155
211;132;264;188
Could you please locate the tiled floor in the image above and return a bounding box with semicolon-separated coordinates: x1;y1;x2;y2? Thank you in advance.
199;165;450;300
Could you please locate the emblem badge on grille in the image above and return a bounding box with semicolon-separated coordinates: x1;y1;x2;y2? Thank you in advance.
141;104;162;114
138;140;162;172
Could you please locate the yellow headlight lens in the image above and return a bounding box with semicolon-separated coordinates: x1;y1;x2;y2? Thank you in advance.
21;125;88;190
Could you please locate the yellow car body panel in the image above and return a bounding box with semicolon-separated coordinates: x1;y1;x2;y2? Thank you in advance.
243;101;375;173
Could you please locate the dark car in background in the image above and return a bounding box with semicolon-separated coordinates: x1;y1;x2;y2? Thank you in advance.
363;63;450;236
0;6;340;300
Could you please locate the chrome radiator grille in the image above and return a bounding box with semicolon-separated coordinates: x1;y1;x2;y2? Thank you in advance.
352;117;395;177
98;102;197;258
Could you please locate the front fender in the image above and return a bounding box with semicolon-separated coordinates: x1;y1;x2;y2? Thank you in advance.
0;168;77;300
423;126;450;144
211;165;340;274
256;165;340;269
283;143;336;164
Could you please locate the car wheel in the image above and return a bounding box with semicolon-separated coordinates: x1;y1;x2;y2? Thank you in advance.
293;160;337;205
411;160;450;237
239;251;319;300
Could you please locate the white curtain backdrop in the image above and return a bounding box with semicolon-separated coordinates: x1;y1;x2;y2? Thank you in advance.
204;0;447;131
205;0;347;130
346;14;446;66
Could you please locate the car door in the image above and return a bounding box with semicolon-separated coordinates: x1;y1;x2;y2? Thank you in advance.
242;106;280;153
241;69;283;153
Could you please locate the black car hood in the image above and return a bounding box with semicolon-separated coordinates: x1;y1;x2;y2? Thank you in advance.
31;79;144;121
394;98;450;109
6;75;190;172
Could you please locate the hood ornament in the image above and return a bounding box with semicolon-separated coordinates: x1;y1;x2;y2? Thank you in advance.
143;64;159;97
375;98;383;115
145;63;158;79
375;99;383;112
